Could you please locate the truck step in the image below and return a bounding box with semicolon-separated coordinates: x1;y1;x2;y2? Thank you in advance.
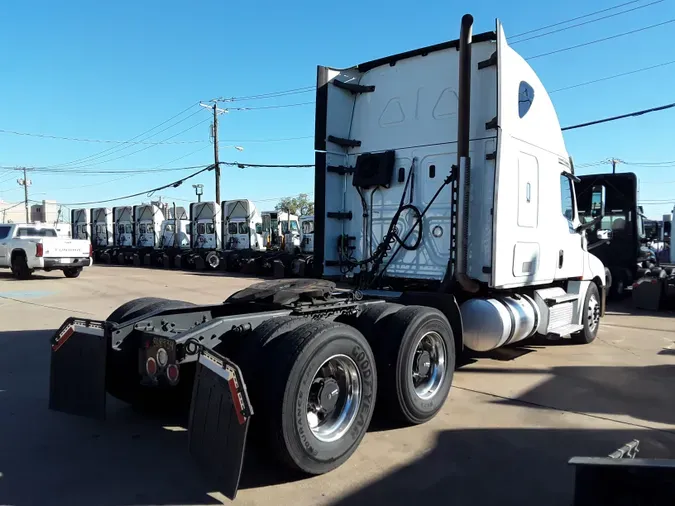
545;293;579;306
548;323;584;338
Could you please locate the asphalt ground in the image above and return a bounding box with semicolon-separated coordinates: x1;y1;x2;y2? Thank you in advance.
1;265;674;505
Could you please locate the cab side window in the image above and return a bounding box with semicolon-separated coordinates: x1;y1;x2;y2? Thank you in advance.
560;174;575;222
0;225;10;240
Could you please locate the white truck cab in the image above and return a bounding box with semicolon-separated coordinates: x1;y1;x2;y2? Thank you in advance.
315;15;606;350
133;204;165;249
112;206;135;248
71;208;90;241
222;199;264;251
159;206;191;249
299;215;314;253
90;208;113;248
190;202;221;251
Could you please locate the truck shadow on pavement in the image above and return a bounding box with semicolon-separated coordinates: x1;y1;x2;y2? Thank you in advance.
0;328;310;506
2;327;674;505
329;427;675;506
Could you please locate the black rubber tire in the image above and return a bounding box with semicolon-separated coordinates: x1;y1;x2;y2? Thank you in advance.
371;305;455;425
335;302;403;345
604;268;612;294
223;315;308;389
610;270;625;298
205;251;220;269
571;282;600;345
107;297;196;324
63;267;82;278
666;267;674;277
254;320;376;475
11;254;32;280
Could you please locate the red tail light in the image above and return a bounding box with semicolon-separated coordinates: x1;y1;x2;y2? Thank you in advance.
36;243;43;257
89;243;93;257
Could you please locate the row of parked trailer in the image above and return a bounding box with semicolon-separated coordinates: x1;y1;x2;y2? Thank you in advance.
70;199;316;277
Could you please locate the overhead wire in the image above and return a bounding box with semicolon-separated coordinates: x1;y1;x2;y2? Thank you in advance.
56;164;216;206
509;0;664;44
48;102;201;169
550;59;675;93
562;102;675;131
508;0;644;38
526;18;675;60
0;129;204;145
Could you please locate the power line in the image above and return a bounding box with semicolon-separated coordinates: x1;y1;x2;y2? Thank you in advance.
49;104;203;169
225;101;315;111
58;116;212;170
550;59;675;93
510;0;664;45
562;101;675;131
219;135;313;143
526;18;675;60
509;0;643;38
0;129;205;145
222;162;314;168
56;164;216;206
218;86;315;103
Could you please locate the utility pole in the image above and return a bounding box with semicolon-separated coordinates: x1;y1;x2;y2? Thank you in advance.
17;167;31;223
200;101;228;205
610;158;623;174
212;102;220;205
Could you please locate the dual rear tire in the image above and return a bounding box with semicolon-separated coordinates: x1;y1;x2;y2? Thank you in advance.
241;304;455;475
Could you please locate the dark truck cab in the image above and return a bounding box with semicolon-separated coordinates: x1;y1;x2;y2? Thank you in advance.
575;173;657;297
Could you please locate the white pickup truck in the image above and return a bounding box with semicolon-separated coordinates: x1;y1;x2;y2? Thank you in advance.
0;223;92;279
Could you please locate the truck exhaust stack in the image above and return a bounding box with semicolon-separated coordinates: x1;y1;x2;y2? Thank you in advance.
454;13;480;294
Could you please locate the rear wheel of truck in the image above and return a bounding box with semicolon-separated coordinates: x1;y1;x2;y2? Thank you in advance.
571;282;601;345
335;302;403;345
11;253;32;280
372;305;454;425
63;267;82;278
254;320;376;475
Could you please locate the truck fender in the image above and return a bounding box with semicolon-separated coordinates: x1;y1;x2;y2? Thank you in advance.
398;291;463;354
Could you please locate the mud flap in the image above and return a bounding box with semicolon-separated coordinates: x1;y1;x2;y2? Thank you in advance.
48;318;108;420
188;347;253;501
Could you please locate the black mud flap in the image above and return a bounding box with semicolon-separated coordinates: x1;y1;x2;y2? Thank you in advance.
188;347;253;501
48;318;108;420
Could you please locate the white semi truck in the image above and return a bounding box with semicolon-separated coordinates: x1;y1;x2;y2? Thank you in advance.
70;208;90;241
90;207;113;262
188;201;221;269
132;204;165;266
49;15;606;500
223;199;264;251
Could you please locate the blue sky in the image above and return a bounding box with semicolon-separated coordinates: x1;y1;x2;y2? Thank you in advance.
0;0;673;218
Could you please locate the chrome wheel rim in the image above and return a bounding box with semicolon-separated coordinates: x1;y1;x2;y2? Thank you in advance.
588;294;600;332
306;354;361;443
411;331;447;400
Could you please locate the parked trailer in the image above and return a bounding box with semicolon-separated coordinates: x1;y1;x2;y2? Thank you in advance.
49;15;610;500
90;208;113;262
70;208;90;241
